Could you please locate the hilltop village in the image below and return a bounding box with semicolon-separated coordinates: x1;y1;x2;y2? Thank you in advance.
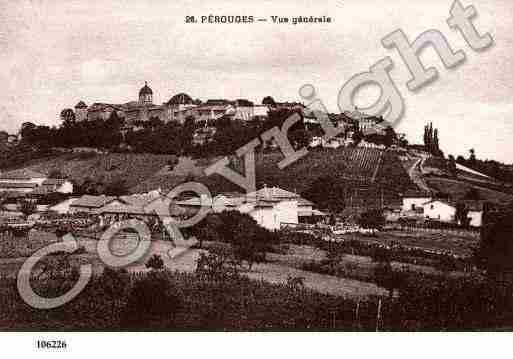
0;81;508;233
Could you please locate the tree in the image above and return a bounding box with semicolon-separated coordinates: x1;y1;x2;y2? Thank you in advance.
302;175;345;213
205;211;274;270
423;124;429;150
104;179;129;196
358;209;385;234
60;108;76;127
48;169;64;179
374;261;401;298
352;130;363;145
463;187;481;201
384;127;397;148
121;271;182;328
20;122;36;139
262;96;276;106
148;116;164;130
454;202;470;227
447;155;457;177
469;148;477;166
146;254;165;270
433;128;440;155
476;204;513;279
99;267;130;318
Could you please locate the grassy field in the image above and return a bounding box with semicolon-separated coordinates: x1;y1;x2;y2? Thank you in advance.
0;230;387;298
4;147;418;202
425;177;513;205
340;230;478;257
11;152;191;193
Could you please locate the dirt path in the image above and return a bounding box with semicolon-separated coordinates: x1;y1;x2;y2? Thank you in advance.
408;156;432;193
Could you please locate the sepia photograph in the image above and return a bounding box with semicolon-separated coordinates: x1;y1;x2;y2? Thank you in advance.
0;0;512;355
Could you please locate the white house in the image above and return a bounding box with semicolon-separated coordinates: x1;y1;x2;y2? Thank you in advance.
171;186;324;231
422;200;456;222
401;190;432;213
41;179;73;194
49;198;79;214
421;199;484;227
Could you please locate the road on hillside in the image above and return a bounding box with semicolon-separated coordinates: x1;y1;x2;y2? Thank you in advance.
408;156;432;193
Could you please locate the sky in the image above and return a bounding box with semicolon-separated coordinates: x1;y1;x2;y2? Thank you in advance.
1;0;512;162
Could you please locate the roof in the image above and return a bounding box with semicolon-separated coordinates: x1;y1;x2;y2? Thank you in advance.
139;82;153;96
0;182;38;189
167;93;193;105
422;199;485;212
95;203;147;215
175;197;212;207
248;186;299;201
205;99;230;106
71;195;117;208
0;168;46;180
403;189;431;198
31;186;50;195
298;209;329;217
0;191;27;199
120;192;162;207
75;101;87;109
234;99;254;107
298;198;314;206
88;103;122;112
195;105;229;112
42;178;68;186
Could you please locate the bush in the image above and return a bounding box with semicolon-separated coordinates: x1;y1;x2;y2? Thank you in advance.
196;246;240;282
146;254;165;270
121;271;182;329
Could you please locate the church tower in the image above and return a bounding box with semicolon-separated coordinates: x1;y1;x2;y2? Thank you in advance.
139;81;153;105
74;101;88;121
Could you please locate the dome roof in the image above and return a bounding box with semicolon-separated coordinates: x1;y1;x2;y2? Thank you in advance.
168;93;193;105
75;101;87;109
139;82;153;96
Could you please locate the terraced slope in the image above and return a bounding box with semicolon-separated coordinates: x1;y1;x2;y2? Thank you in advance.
4;148;417;209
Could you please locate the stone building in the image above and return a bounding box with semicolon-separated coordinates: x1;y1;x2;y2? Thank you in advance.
71;82;275;127
74;82;166;125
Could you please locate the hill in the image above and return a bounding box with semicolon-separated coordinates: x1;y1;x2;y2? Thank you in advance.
197;147;417;209
9;152;181;191
419;155;513;204
4;147;418;210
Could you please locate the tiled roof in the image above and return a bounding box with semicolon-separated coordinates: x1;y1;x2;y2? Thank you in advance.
298;198;314;206
0;182;38;189
95;203;146;215
422;199;485;211
403;189;431;198
248;186;299;201
120;192;161;207
42;178;67;186
0;168;46;180
0;191;28;199
71;195;116;208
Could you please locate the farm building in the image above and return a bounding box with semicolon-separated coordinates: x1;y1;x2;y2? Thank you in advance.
421;199;484;227
401;189;432;212
70;195;121;214
49;198;79;214
0;169;47;193
173;185;327;230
